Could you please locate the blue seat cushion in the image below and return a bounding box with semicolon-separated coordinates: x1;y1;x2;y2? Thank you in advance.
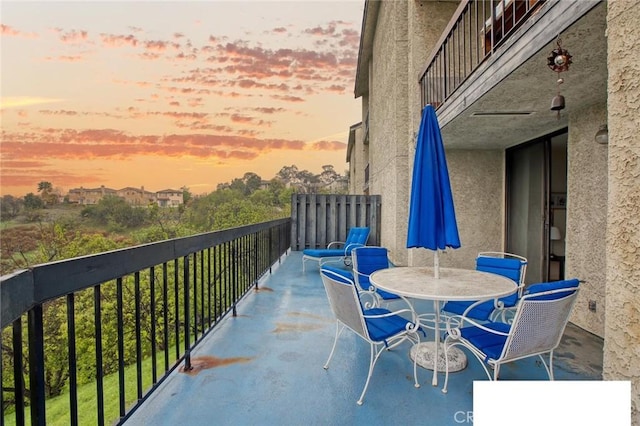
460;322;511;361
376;288;400;300
303;248;346;258
320;265;354;283
363;308;412;342
525;278;580;300
443;300;495;321
476;257;523;283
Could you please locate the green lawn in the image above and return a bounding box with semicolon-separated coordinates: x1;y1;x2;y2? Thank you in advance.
4;346;182;426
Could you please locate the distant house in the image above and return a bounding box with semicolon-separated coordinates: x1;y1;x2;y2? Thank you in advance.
155;189;183;207
117;187;156;206
67;185;117;205
66;185;183;207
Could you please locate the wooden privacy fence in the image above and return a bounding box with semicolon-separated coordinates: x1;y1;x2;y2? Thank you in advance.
291;194;381;250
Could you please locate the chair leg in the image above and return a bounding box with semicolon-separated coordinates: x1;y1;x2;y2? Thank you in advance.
413;343;420;389
538;352;554;380
357;342;382;405
324;322;344;370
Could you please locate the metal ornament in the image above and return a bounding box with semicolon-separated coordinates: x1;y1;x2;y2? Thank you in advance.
547;37;572;119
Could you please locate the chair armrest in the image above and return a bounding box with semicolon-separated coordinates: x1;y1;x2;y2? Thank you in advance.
445;313;510;340
326;240;346;249
364;305;419;325
344;242;365;253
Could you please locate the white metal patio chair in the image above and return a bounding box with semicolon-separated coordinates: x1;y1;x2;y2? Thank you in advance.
442;251;527;322
351;246;407;309
442;278;580;393
320;267;421;405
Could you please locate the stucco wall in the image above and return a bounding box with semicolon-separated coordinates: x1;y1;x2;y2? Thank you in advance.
348;125;365;195
566;104;608;337
445;150;505;269
367;0;458;265
369;0;410;264
605;0;640;422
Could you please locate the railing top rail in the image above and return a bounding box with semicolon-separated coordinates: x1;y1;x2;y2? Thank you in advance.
1;217;290;328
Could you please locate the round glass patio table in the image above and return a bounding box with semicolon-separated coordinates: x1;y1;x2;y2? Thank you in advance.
369;266;516;387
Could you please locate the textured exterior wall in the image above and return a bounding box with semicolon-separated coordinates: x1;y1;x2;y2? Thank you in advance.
605;0;640;422
445;150;505;268
367;0;457;265
566;104;608;337
348;125;365;195
368;0;410;264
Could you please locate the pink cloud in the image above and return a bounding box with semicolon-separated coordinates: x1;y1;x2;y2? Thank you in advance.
100;33;138;47
56;29;89;43
1;24;38;38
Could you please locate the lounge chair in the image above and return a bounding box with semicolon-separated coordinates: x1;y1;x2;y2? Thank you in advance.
302;227;370;271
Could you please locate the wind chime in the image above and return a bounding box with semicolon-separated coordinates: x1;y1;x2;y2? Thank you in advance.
547;36;572;119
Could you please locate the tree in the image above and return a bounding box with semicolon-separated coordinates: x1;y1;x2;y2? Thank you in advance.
0;194;23;219
37;181;58;206
23;192;45;210
37;181;53;193
242;172;262;195
181;186;192;205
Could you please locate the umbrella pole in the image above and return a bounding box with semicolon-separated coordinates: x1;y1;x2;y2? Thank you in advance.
434;250;440;279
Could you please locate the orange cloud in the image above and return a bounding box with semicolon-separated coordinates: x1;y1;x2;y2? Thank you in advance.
100;33;138;47
53;28;89;43
308;140;347;151
43;55;84;62
1;24;38;38
1;127;342;166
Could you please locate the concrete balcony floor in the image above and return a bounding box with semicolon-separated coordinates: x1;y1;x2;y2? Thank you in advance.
125;251;603;425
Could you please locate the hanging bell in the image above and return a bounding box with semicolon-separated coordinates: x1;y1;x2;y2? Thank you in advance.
550;94;565;111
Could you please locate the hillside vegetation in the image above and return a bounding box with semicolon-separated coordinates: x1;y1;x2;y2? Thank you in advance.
0;165;346;276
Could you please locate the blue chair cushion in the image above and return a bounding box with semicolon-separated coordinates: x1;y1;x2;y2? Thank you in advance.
320;265;354;283
476;256;523;283
345;227;370;250
460;322;511;361
353;247;400;300
525;278;580;300
443;300;495;321
364;308;413;342
303;248;346;258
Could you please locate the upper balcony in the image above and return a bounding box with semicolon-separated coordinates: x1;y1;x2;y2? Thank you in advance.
1;207;602;425
419;0;607;150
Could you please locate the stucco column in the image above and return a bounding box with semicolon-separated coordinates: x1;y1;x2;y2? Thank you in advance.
604;0;640;422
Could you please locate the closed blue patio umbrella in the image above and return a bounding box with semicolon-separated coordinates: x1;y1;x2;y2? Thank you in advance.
407;105;460;278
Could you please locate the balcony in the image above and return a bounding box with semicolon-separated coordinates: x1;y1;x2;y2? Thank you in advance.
419;0;546;110
1;219;602;425
127;251;601;424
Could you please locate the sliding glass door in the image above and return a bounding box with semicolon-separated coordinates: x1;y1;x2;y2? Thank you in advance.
506;129;568;284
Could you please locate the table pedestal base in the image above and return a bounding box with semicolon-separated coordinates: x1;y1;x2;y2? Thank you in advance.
410;342;467;372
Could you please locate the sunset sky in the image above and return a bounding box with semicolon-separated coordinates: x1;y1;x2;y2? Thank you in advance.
0;1;364;196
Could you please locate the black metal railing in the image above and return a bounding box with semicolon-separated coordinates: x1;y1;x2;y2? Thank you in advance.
0;218;291;425
419;0;544;109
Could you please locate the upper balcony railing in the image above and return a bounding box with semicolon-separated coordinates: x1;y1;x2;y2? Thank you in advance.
419;0;545;110
0;218;291;426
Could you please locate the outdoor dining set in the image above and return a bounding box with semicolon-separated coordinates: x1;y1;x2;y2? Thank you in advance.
303;237;580;405
301;106;580;405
